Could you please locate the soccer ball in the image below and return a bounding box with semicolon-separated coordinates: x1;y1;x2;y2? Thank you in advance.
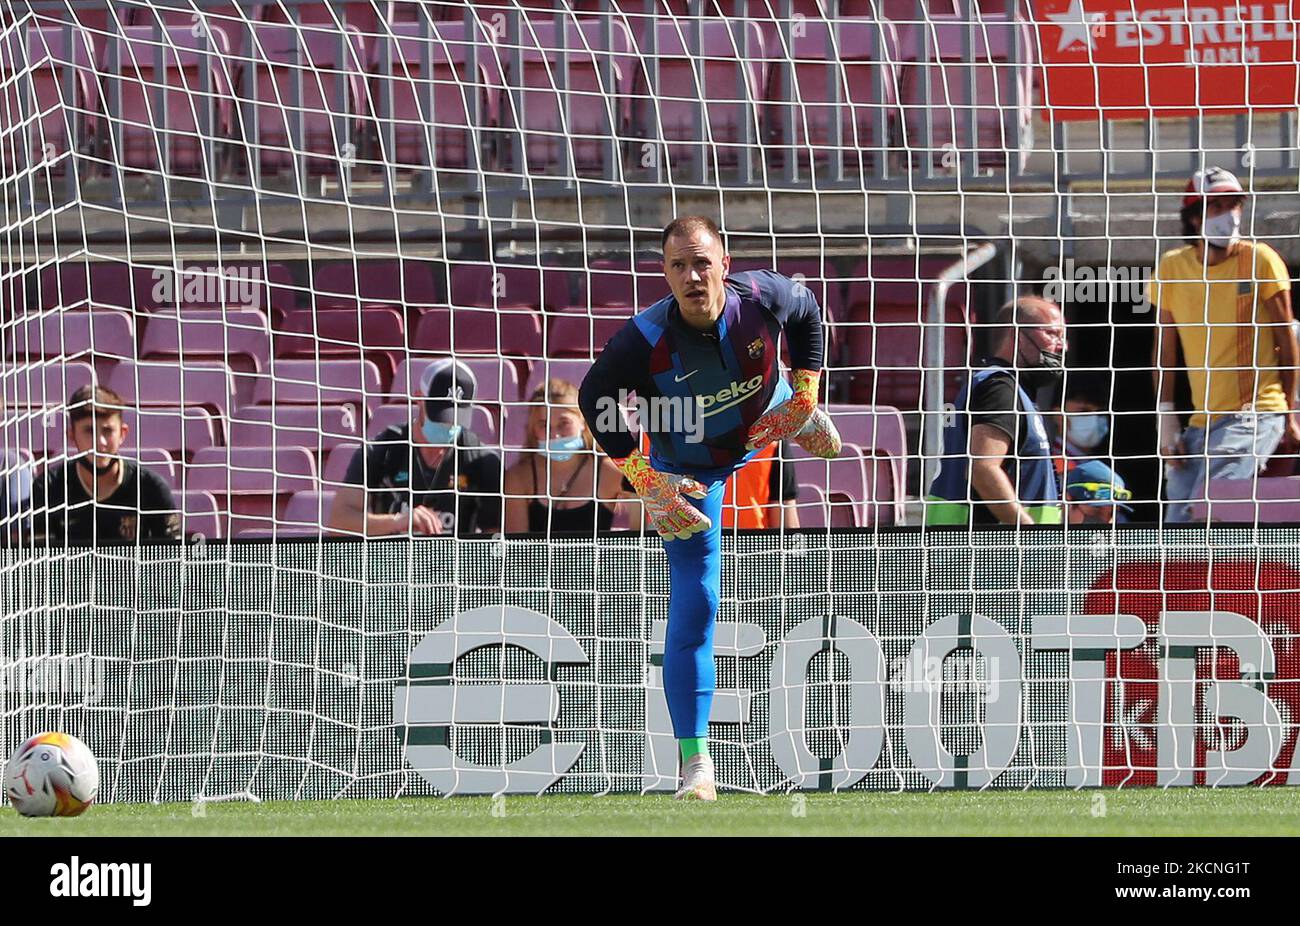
4;732;99;817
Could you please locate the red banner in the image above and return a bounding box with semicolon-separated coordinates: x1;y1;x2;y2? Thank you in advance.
1033;0;1300;120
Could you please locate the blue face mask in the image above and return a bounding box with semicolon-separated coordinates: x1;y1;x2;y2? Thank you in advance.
422;419;462;446
544;436;587;462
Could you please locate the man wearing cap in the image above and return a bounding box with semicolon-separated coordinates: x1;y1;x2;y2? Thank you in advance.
1151;167;1300;522
329;359;502;537
1064;459;1133;525
926;295;1067;526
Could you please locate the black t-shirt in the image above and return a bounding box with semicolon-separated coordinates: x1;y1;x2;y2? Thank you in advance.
345;425;502;536
966;357;1027;526
32;459;181;543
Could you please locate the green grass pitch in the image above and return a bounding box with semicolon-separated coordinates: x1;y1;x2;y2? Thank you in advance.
5;788;1300;836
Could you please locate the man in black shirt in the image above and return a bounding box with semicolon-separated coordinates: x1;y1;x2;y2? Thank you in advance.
927;296;1067;526
32;385;181;543
330;358;502;536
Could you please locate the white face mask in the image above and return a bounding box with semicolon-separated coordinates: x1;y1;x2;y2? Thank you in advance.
1203;210;1240;249
1067;414;1108;450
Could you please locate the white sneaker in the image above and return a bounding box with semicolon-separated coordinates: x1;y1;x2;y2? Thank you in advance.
673;754;717;801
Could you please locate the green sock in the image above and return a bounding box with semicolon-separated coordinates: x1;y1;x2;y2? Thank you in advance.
680;737;708;762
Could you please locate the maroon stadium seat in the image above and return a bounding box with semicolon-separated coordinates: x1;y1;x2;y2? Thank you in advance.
275;307;406;385
0;361;96;407
894;15;1035;172
243;21;370;175
227;403;362;452
124;406;219;459
823;403;907;496
522;357;593;407
177;489;224;539
448;263;572;312
254;358;384;418
786;442;896;526
764;16;901;177
322;442;362;485
106;24;235;175
140;261;297;317
547;306;634;358
141;310;273;374
505;17;637;176
21;25;100;175
306;259;438;313
123;448;177;488
282;488;337;527
108;360;236;421
795;482;828;529
8;310;135;361
186;445;318;494
413;305;543;358
630;19;769;172
39;261;141;312
373;18;503;171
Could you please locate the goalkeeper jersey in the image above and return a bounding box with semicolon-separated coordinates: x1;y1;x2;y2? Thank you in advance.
578;270;824;472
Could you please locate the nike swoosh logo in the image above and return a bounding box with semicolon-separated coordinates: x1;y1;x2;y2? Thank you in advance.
674;370;698;383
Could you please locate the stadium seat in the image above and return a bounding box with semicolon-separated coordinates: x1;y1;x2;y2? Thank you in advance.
187;445;317;495
629;18;769;175
795;481;828;528
322;442;362;485
176;489;224;539
141;310;273;375
38;261;139;312
372;17;503;172
0;361;96;407
124;406;220;460
448;263;571;312
254;358;384;418
8;310;136;363
827;489;860;527
20;24;100;176
282;488;337;527
824;403;907;497
143;261;298;318
547;306;634;357
893;14;1034;172
305;259;438;314
786;441;896;526
241;21;370;176
108;360;237;422
105;23;235;175
275;307;406;385
227;404;362;452
501;16;637;176
522;358;593;409
763;16;901;179
412;305;544;358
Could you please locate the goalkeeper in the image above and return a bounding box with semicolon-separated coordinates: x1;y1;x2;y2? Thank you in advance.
578;216;840;801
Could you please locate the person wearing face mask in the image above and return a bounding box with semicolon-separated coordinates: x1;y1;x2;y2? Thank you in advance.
1049;373;1112;474
926;295;1067;526
1151;167;1300;522
503;379;628;534
330;358;501;537
30;385;181;544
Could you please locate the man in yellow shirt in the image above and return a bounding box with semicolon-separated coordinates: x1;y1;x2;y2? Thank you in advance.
1150;167;1300;522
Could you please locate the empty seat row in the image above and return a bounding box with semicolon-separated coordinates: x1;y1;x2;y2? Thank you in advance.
11;7;1032;182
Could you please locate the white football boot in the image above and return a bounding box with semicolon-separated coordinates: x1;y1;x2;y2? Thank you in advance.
674;753;717;801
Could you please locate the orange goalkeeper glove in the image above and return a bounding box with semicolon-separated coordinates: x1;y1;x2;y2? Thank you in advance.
745;368;842;459
613;449;712;541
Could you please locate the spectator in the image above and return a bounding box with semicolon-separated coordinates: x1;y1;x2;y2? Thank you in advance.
329;358;501;536
926;295;1067;526
32;385;180;543
1051;372;1113;476
1064;459;1133;525
1152;166;1300;522
503;379;627;533
721;440;799;528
